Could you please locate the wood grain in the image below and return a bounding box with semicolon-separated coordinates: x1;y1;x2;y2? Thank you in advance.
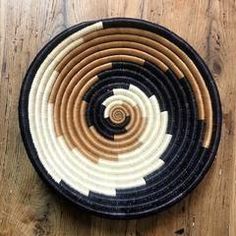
0;0;235;235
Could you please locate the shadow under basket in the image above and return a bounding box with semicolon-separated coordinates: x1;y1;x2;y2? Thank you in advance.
19;18;222;219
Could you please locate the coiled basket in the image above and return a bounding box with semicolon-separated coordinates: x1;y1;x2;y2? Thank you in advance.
19;18;222;219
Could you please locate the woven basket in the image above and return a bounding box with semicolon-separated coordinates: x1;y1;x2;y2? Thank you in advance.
19;18;222;219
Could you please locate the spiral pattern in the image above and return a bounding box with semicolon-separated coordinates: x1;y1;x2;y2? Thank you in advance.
19;18;222;218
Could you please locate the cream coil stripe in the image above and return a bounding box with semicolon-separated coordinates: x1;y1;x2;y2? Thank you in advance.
19;18;222;219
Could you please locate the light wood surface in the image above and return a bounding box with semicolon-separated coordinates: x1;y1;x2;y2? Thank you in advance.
0;0;235;235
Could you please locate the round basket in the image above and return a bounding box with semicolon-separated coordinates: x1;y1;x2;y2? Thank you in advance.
19;18;222;219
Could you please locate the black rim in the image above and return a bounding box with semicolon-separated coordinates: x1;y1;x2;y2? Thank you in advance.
19;18;222;219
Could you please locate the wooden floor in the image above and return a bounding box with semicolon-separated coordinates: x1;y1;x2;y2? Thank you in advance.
0;0;235;235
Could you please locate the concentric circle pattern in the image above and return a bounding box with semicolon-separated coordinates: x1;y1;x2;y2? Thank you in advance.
19;18;222;218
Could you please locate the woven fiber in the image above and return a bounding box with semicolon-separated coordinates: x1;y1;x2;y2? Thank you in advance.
19;18;222;219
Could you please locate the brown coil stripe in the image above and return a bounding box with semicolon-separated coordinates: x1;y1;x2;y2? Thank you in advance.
49;33;211;149
109;105;127;124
